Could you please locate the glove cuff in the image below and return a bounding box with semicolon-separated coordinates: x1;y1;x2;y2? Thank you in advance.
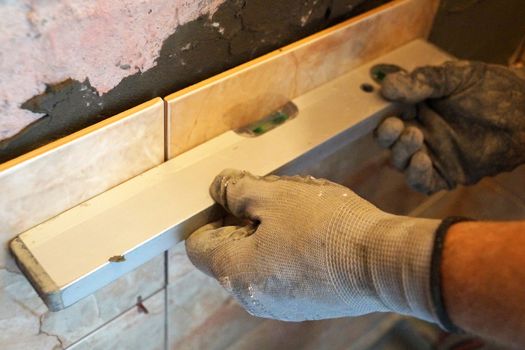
373;215;442;323
326;203;441;322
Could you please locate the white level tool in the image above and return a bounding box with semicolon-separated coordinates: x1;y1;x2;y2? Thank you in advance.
10;40;451;311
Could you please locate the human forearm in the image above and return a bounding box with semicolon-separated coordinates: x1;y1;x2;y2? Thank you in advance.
442;221;525;348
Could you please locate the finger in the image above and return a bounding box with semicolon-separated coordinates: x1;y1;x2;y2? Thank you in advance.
210;169;271;219
375;116;404;148
210;169;308;220
391;126;424;170
381;61;475;104
185;218;255;277
381;70;434;104
405;150;448;194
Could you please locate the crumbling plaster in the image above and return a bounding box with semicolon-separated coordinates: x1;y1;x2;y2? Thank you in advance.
0;0;225;140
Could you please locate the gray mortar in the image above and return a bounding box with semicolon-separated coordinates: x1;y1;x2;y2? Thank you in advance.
0;0;390;163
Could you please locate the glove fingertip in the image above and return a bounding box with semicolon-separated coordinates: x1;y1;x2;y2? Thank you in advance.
380;72;410;101
209;169;253;209
381;71;434;104
375;116;404;148
405;151;447;194
391;128;424;170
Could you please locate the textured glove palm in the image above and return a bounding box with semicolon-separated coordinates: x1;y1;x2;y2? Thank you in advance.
376;61;525;194
186;169;441;323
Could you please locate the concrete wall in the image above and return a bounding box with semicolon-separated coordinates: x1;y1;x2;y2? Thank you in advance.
0;0;389;163
429;0;525;64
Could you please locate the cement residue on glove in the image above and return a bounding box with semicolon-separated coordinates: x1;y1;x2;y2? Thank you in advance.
376;61;525;194
186;169;441;323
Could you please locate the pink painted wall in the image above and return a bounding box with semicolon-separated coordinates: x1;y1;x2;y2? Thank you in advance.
0;0;225;140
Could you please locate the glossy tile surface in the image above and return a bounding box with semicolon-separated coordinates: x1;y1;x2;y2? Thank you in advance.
68;290;165;350
278;134;428;215
414;178;525;220
0;252;164;349
165;0;440;158
493;164;525;203
0;268;60;349
167;270;233;349
228;314;392;350
0;98;164;349
0;98;164;270
168;242;197;284
41;255;164;347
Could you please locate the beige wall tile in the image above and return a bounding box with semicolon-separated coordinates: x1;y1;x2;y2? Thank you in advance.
0;249;164;350
168;243;195;284
228;314;388;350
168;235;256;348
0;269;61;350
0;98;165;349
344;154;428;216
165;0;440;158
168;292;261;350
68;290;165;350
493;164;525;204
41;255;164;347
168;269;231;329
414;178;525;220
279;134;428;215
0;98;164;270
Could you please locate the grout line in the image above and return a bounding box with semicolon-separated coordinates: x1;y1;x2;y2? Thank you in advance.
65;286;166;349
163;99;169;162
164;250;169;350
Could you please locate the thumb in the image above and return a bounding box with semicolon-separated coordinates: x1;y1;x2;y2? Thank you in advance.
185;217;255;277
381;61;474;104
380;69;435;104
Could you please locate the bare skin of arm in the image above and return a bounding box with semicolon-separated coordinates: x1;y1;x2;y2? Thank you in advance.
442;221;525;348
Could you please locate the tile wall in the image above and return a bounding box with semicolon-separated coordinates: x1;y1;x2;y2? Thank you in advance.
0;98;165;349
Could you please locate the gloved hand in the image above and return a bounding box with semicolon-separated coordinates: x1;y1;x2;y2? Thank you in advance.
376;61;525;194
186;169;442;323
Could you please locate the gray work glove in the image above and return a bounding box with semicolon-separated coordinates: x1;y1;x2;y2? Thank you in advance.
186;169;442;323
376;61;525;194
